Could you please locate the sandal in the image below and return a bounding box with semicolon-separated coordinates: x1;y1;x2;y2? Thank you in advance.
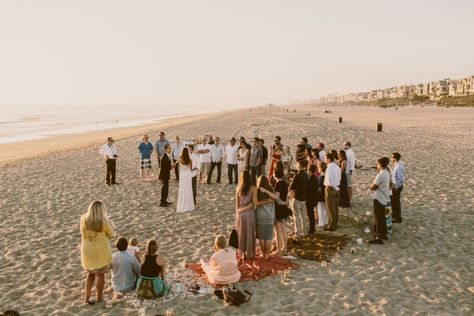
86;298;96;305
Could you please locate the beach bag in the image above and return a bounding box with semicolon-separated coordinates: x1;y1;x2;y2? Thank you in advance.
223;285;252;306
137;278;156;299
229;229;239;248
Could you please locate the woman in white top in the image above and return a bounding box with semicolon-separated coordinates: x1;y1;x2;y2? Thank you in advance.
237;140;249;180
177;147;195;212
281;146;293;179
200;235;241;285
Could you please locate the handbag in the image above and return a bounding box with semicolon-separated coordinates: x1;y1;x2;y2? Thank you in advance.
223;284;252;306
228;229;238;248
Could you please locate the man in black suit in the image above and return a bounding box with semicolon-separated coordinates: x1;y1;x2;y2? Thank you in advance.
159;144;173;207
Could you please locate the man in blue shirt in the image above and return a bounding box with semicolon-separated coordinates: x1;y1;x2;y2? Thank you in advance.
391;152;406;223
138;135;154;181
155;132;170;169
111;237;141;299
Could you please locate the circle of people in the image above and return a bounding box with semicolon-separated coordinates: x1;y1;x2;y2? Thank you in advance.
86;133;405;304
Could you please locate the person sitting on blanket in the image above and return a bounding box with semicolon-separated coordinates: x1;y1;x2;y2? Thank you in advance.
200;235;241;286
136;239;170;299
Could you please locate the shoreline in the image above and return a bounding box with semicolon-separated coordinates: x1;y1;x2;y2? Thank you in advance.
0;107;248;167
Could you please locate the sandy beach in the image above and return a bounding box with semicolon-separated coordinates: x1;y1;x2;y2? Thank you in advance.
1;105;473;315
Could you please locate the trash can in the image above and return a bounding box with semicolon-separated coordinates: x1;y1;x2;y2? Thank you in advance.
377;123;382;132
339;117;342;123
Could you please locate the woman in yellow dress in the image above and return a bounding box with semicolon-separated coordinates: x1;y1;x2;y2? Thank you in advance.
80;200;113;304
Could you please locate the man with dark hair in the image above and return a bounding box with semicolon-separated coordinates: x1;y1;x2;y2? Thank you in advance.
208;136;224;184
369;157;391;244
249;137;263;183
316;143;326;161
111;237;141;298
324;153;341;231
390;152;405;223
289;160;309;236
155;132;170;168
225;137;239;185
301;137;312;150
259;138;268;176
343;141;356;205
99;137;119;186
159;144;173;207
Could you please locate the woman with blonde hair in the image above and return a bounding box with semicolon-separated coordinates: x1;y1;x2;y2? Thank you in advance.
136;239;170;299
200;235;241;285
80;200;113;304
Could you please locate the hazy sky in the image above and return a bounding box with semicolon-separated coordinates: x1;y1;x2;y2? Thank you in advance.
1;0;473;107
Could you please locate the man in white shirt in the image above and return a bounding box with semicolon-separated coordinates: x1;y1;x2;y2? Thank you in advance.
390;152;405;223
324;152;341;231
99;137;119;186
369;157;391;244
317;142;326;161
225;137;239;185
189;145;200;204
207;136;225;184
343;141;356;205
172;135;185;180
197;136;212;182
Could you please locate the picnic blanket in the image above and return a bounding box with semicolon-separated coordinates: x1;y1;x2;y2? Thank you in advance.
186;255;298;286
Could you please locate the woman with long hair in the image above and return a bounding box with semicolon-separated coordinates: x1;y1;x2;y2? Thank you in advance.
254;175;279;259
338;150;350;208
281;146;293;179
235;170;257;261
237;140;250;181
273;164;291;255
177;147;195;212
80;200;113;304
136;239;170;299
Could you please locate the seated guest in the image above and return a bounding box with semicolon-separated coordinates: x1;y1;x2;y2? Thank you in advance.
111;237;141;299
200;235;241;285
136;240;170;299
127;237;141;261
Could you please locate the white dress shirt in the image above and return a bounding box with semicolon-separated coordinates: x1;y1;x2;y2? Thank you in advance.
318;150;326;162
345;148;356;173
210;144;224;162
373;169;390;204
225;144;239;165
198;144;212;163
172;142;185;160
324;162;341;191
99;143;118;159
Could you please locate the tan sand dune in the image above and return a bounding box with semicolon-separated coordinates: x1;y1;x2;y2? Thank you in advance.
0;105;473;315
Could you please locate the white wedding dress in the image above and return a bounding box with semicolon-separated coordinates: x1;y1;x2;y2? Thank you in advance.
177;163;195;212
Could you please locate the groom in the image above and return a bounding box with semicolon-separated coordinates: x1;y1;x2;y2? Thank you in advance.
159;144;173;207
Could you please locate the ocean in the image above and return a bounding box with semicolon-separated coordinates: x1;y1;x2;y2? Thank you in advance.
0;104;239;144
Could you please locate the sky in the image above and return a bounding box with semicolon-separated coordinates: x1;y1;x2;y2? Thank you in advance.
0;0;473;108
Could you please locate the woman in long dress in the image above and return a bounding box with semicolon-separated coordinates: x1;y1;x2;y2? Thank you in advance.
177;147;195;212
281;146;293;180
235;170;256;261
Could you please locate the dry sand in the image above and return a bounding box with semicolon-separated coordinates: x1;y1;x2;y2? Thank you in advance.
0;105;473;315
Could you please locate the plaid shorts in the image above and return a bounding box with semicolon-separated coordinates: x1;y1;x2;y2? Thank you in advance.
140;159;152;169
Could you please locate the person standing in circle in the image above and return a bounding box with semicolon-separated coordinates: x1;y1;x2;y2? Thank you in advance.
80;200;113;304
99;137;118;186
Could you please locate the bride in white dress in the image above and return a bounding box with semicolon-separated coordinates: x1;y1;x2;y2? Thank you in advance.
177;147;195;212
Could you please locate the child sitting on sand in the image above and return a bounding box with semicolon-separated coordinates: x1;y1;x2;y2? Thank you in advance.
127;237;141;260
